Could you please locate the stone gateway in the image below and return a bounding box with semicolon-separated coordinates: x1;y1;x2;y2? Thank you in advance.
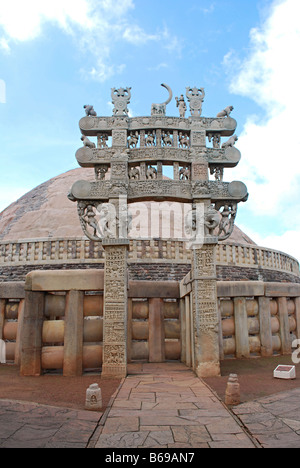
0;84;299;379
68;84;248;378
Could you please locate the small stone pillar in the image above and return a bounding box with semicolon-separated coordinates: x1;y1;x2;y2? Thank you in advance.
102;238;129;379
63;290;84;376
191;239;220;378
86;383;102;411
225;374;240;406
20;290;45;376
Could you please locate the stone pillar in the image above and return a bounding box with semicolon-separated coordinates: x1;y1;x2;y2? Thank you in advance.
295;297;300;340
185;295;192;367
102;239;129;378
63;290;84;376
180;298;186;363
0;299;5;340
234;297;250;358
149;298;165;362
15;299;25;366
191;241;220;378
259;297;273;357
20;291;44;376
278;297;291;354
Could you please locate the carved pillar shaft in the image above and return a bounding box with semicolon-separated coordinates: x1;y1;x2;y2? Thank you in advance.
191;241;220;378
102;239;129;378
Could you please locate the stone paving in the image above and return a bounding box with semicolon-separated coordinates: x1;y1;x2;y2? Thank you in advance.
0;399;101;448
95;363;257;449
232;387;300;448
3;362;300;448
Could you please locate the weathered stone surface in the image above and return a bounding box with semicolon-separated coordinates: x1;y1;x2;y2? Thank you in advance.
25;269;104;292
218;281;264;298
0;282;25;299
265;282;300;297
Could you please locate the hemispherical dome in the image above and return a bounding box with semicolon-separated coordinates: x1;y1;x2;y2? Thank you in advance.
0;168;256;245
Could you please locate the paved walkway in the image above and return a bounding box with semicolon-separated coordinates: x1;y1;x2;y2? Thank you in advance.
2;362;300;448
94;363;257;448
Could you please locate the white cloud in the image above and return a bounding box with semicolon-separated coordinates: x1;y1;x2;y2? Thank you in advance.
0;0;179;81
122;25;160;44
224;0;300;234
0;0;94;41
0;79;6;103
0;185;31;213
0;37;10;53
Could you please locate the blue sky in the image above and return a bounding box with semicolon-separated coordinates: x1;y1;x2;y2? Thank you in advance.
0;0;300;261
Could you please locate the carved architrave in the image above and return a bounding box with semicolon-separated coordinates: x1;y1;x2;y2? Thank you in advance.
127;180;192;202
79;115;238;137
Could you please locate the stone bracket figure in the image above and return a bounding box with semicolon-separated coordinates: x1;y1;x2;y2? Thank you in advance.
186;87;205;117
84;105;97;117
215;202;237;241
77;202;102;242
179;166;190;180
151;83;173;116
162;131;173;147
95;165;109;180
111;87;131;116
81;135;96;149
217;106;234;118
175;94;187;118
128;131;139;148
204;204;220;237
221;135;238;148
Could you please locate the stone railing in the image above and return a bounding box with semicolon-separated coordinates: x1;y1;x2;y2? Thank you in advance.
180;277;300;361
0;238;299;278
2;276;300;372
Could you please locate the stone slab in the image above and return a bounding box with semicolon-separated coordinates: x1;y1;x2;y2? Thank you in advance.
25;270;104;292
264;282;300;297
128;281;180;298
0;282;25;299
217;281;264;298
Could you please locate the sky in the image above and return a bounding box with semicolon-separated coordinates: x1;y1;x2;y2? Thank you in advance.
0;0;300;262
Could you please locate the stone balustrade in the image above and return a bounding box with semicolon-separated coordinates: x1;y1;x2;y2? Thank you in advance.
0;238;299;278
1;276;300;373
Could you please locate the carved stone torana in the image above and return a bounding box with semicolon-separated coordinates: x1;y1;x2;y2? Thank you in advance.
69;84;249;379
